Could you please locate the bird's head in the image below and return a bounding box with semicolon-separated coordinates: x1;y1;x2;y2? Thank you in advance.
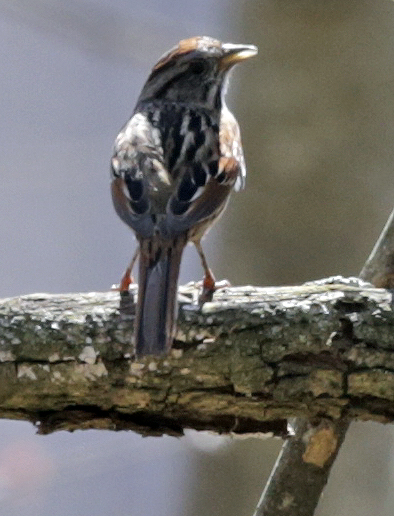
136;36;257;109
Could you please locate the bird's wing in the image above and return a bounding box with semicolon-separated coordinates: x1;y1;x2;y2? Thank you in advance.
166;106;245;236
111;112;172;239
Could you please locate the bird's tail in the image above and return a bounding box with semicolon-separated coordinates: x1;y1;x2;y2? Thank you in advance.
135;238;187;356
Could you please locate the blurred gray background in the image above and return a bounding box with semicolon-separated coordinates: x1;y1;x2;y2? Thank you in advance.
1;1;394;515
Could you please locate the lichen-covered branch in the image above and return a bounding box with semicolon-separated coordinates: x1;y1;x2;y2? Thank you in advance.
0;276;393;436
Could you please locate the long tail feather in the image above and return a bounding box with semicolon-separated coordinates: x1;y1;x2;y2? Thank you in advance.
135;238;186;356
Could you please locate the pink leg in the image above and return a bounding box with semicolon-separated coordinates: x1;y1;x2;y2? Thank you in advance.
119;248;139;292
194;241;216;303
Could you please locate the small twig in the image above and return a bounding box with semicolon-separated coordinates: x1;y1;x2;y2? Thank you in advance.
252;207;394;516
360;208;394;288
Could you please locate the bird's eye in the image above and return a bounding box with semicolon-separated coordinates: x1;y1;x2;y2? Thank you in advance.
189;60;207;75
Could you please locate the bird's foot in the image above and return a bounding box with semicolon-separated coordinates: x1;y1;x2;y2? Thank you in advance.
198;271;231;304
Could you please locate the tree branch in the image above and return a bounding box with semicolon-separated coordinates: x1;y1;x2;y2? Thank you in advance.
253;417;351;516
0;276;393;435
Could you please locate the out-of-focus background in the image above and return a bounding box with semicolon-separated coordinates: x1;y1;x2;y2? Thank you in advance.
1;1;394;515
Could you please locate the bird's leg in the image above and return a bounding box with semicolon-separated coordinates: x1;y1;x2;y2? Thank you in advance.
194;241;216;303
119;248;139;292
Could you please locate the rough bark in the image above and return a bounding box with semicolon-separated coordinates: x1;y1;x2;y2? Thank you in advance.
0;276;393;436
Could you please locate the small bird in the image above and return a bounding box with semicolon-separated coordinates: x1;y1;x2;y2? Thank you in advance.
111;36;257;356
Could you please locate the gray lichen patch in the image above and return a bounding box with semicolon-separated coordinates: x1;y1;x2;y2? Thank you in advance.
78;346;98;364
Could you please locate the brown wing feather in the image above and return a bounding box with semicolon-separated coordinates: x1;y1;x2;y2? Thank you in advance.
165;104;245;239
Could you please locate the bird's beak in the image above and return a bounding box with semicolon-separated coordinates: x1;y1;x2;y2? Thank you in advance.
220;43;258;69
